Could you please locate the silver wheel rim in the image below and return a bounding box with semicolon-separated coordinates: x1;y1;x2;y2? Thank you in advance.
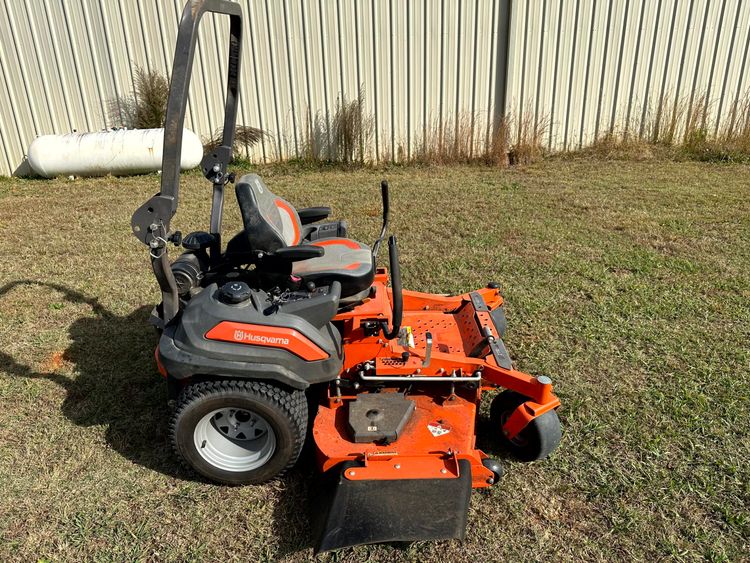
193;408;276;472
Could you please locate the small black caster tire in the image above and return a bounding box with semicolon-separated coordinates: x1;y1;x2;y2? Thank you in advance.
481;457;504;484
171;379;307;485
490;390;561;462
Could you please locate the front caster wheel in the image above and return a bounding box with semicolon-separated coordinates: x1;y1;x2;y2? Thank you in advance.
490;390;561;462
481;457;504;484
171;379;307;485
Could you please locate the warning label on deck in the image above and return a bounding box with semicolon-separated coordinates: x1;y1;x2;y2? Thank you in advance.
427;420;452;437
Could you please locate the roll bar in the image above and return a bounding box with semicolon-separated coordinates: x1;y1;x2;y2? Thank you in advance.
131;0;243;324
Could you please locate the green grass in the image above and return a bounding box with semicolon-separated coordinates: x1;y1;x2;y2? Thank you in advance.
0;159;749;561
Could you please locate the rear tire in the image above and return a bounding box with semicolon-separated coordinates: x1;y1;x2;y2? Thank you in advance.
171;379;307;485
489;390;561;462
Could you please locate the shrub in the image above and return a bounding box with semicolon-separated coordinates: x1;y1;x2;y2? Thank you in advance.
203;125;267;160
572;91;750;164
109;67;169;129
300;90;374;165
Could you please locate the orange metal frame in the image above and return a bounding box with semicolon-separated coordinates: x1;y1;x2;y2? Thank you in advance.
313;268;561;488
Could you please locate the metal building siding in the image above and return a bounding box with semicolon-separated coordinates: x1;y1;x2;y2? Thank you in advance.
1;1;749;176
506;0;750;151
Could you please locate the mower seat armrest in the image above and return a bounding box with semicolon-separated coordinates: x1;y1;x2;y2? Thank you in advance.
271;245;324;262
298;206;331;224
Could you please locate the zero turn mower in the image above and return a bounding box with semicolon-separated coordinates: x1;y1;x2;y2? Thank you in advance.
132;0;561;551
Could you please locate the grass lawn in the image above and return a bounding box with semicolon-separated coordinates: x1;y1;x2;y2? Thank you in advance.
0;158;748;562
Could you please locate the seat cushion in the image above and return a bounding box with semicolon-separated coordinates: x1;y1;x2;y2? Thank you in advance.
293;238;375;297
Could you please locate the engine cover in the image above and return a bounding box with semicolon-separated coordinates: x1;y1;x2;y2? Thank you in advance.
158;282;343;389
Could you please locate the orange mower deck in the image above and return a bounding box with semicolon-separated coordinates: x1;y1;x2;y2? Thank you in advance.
313;270;560;487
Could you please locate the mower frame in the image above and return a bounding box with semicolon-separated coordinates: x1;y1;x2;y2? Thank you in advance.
131;0;562;551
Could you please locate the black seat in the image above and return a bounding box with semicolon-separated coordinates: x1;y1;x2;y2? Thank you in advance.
227;174;375;298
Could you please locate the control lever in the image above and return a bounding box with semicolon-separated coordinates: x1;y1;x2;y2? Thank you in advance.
422;331;433;367
372;180;390;258
381;235;403;340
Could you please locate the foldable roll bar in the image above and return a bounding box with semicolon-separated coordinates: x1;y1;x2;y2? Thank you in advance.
131;0;243;324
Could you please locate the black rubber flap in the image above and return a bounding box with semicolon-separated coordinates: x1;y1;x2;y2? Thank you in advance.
313;459;472;552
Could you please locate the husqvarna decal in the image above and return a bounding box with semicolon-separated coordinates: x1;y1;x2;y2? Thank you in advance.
205;321;329;361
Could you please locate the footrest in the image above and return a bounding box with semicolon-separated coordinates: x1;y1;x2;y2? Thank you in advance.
347;393;415;443
314;459;472;552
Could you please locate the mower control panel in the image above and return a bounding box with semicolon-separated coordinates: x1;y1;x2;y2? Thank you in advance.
306;220;348;241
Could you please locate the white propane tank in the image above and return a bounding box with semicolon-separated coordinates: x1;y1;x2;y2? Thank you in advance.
27;128;204;178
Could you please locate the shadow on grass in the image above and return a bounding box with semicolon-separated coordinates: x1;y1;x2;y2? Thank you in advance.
0;280;177;475
0;280;523;557
0;280;318;557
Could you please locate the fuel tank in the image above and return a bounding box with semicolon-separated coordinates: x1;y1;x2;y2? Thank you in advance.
27;128;203;178
158;282;344;389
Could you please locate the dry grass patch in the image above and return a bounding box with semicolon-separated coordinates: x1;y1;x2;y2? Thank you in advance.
575;92;750;165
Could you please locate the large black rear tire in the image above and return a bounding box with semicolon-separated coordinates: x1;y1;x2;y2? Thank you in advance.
490;390;561;462
171;379;307;485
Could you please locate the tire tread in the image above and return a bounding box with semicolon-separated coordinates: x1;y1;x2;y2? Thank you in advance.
170;379;307;482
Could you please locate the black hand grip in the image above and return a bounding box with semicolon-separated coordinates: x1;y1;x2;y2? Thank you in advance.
381;179;389;213
372;180;390;257
382;235;402;340
272;245;325;261
298;206;332;224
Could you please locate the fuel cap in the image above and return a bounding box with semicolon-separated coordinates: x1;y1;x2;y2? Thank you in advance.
218;281;252;304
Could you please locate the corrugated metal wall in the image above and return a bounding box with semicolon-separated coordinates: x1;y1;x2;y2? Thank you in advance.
506;0;750;150
0;0;509;174
0;1;748;176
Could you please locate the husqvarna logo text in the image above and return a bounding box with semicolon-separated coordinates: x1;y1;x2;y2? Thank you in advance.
233;329;290;346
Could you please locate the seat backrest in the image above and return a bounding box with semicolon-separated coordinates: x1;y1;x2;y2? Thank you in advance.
235;174;302;252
